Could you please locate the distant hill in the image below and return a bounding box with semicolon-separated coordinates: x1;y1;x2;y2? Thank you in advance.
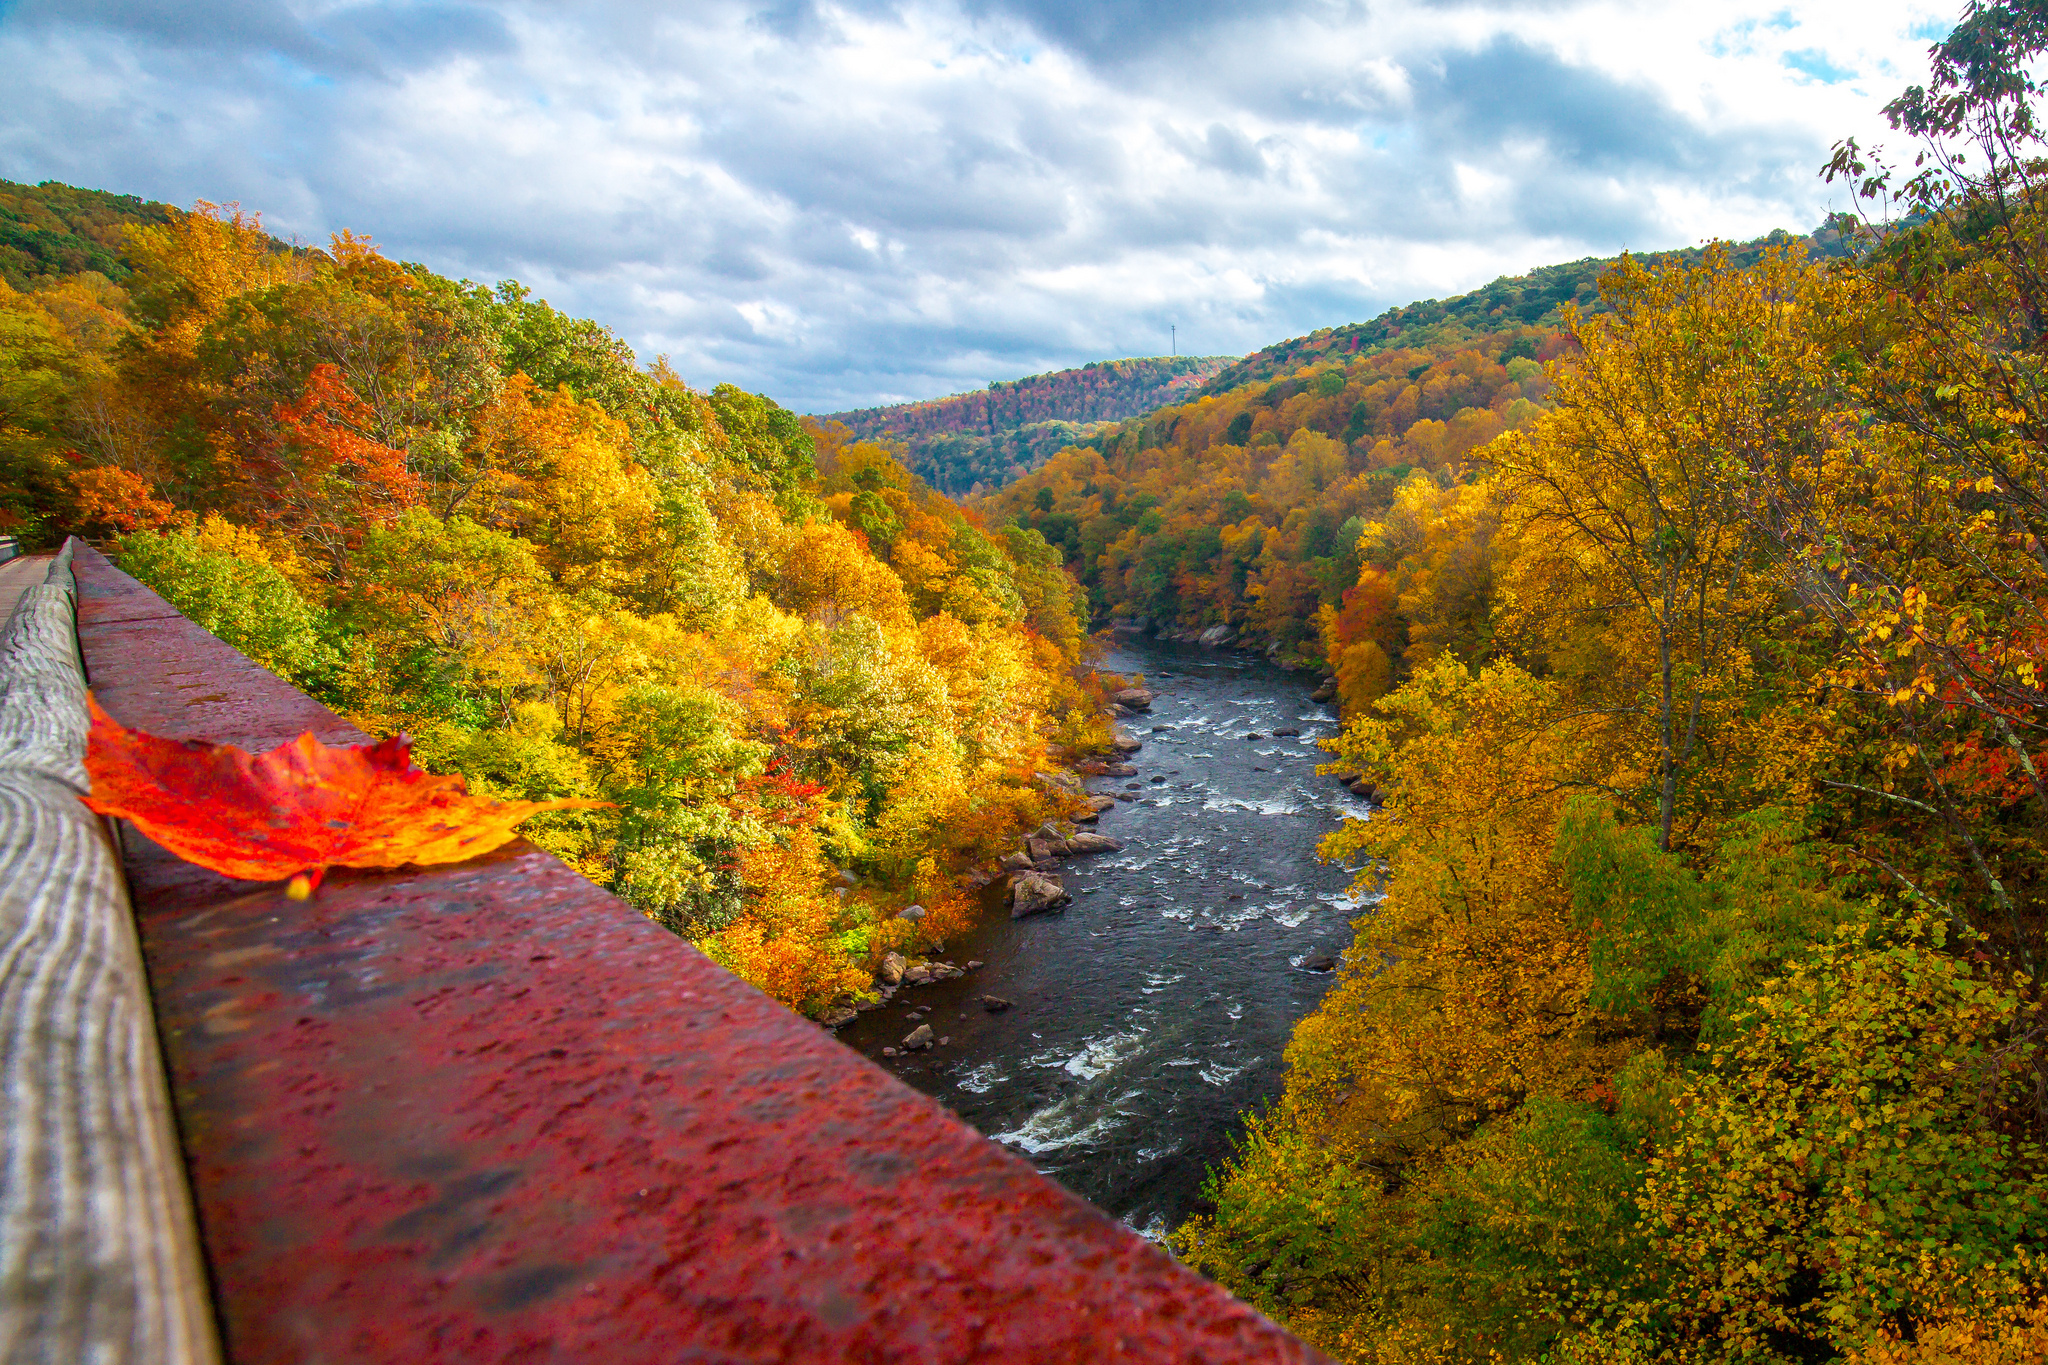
1199;226;1855;397
0;179;177;290
980;224;1860;665
823;354;1235;495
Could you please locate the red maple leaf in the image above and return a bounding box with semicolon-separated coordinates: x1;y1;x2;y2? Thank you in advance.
79;695;607;894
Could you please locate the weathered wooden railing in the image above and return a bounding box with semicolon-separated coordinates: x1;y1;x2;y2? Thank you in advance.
0;537;1325;1364
0;544;218;1365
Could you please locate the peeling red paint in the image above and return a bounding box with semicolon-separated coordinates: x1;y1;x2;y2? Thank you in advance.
70;544;1327;1365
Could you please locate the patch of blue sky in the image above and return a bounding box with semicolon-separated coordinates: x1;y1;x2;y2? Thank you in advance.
265;53;335;92
1712;9;1797;58
1909;19;1950;41
1783;48;1855;84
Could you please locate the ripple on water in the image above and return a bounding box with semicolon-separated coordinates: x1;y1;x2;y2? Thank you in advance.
1204;794;1304;816
1200;1058;1254;1086
994;1103;1128;1155
957;1061;1005;1094
1063;1029;1150;1080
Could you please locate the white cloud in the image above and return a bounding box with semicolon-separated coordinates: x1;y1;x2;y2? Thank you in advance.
0;0;1963;411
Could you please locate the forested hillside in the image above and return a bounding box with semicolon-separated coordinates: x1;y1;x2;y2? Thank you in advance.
0;192;1107;1016
824;354;1233;494
1198;225;1854;396
0;178;176;289
983;306;1566;686
982;227;1865;705
1149;12;2048;1362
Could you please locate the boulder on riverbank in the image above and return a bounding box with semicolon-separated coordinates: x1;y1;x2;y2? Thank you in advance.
1199;624;1236;647
1008;873;1072;919
878;951;907;987
1110;735;1143;753
1113;687;1154;710
1311;678;1337;703
1063;832;1124;855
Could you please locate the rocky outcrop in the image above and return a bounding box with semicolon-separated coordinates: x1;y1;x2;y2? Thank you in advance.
901;961;966;986
1311;678;1337;703
1008;873;1072;919
1199;624;1236;647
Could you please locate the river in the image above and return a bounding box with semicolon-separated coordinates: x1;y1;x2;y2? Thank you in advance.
833;637;1379;1240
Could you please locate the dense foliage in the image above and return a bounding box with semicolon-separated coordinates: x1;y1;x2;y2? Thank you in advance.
982;314;1567;675
825;355;1234;494
0;178;175;291
0;196;1107;1015
1167;9;2048;1361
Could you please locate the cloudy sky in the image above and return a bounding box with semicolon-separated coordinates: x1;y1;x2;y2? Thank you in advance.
1;0;1958;412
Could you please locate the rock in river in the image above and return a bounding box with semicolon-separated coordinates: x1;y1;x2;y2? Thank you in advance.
980;995;1012;1013
902;1024;934;1050
1008;872;1072;919
1063;832;1124;855
1113;687;1154;710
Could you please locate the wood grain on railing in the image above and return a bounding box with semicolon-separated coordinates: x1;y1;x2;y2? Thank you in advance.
0;540;220;1365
